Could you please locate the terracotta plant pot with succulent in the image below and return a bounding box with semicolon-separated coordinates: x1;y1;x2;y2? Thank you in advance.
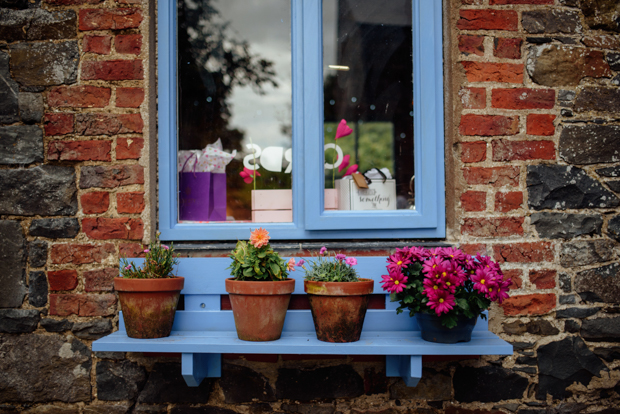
380;246;512;343
116;234;184;339
298;247;374;343
226;228;295;341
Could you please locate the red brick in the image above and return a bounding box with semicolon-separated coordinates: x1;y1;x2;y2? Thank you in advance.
49;294;80;316
116;88;144;108
117;192;145;214
492;139;555;162
80;293;117;316
462;217;524;237
79;8;142;31
48;270;78;291
76;113;143;136
502;269;523;289
79;165;144;189
492;88;555;110
51;243;115;265
83;35;111;54
81;60;143;81
115;34;142;55
46;0;102;4
117;137;144;160
527;114;556;136
48;140;112;161
120;243;146;258
84;268;118;291
458;35;484;56
83;217;143;240
49;293;116;316
460;115;519;136
44;113;74;136
501;293;556;316
530;269;556;290
493;38;522;59
48;86;110;108
461;141;487;163
462;0;483;4
463;166;520;187
459;87;486;110
462;62;523;83
460;191;486;212
81;192;110;214
456;10;518;31
493;242;554;263
459;243;487;256
495;191;522;212
490;0;553;3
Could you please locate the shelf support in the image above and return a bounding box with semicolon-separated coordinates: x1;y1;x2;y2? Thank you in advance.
182;353;222;387
386;355;422;387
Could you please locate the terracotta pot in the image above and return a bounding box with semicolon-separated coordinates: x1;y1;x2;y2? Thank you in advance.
114;277;184;339
304;278;374;343
225;278;295;341
415;312;477;343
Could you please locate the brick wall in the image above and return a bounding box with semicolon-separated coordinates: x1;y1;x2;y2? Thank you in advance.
0;0;619;412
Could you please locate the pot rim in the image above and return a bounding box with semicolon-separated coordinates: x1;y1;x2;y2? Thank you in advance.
225;277;295;295
304;278;374;296
114;276;185;292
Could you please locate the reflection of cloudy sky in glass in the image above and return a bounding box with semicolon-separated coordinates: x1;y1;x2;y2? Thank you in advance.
214;0;291;149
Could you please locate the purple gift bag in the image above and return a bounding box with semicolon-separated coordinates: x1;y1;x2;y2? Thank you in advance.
179;171;212;221
209;173;227;221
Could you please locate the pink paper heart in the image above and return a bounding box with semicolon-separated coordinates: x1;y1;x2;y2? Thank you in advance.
335;119;353;140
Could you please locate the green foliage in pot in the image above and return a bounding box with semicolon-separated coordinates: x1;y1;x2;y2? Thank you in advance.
120;233;179;279
228;228;291;281
299;246;359;282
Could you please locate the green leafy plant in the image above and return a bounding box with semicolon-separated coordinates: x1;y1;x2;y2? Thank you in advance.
300;247;359;282
120;234;179;279
228;228;291;281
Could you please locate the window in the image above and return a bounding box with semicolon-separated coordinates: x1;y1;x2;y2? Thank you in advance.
158;0;445;240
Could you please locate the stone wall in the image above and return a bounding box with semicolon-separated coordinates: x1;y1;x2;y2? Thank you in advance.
0;0;619;413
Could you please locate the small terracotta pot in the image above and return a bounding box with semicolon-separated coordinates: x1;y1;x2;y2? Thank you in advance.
114;277;184;339
225;278;295;341
304;279;374;343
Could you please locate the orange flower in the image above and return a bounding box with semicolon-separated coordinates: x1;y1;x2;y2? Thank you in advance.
249;227;270;248
287;258;296;272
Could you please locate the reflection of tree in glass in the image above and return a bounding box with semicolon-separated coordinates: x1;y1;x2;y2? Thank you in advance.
177;0;279;152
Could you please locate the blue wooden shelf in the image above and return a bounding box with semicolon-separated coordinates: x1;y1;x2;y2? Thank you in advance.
93;258;513;387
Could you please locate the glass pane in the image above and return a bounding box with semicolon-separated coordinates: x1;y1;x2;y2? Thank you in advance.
323;0;414;211
177;0;292;223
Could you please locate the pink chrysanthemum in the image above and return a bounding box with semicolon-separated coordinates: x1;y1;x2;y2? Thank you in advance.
380;271;408;294
422;256;444;276
422;276;447;297
386;249;412;272
249;228;270;248
427;290;456;316
287;258;296;272
472;267;495;294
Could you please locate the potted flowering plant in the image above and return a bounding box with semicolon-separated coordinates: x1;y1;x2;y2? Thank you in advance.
226;228;295;341
116;234;183;339
381;246;511;343
298;247;374;343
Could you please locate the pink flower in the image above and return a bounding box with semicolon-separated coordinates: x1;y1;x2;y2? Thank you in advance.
422;276;446;297
335;254;346;261
387;250;412;273
124;265;131;270
296;259;305;266
319;246;327;255
421;256;444;275
472;267;495;295
343;164;358;176
162;245;169;250
143;249;150;253
380;271;408;294
338;154;351;172
287;258;296;272
345;257;357;266
335;119;353;140
239;167;261;184
427;290;456;315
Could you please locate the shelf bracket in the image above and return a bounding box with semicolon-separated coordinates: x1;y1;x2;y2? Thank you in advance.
386;355;422;387
181;353;222;387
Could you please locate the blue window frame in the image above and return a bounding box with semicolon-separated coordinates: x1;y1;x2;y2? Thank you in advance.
158;0;445;241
